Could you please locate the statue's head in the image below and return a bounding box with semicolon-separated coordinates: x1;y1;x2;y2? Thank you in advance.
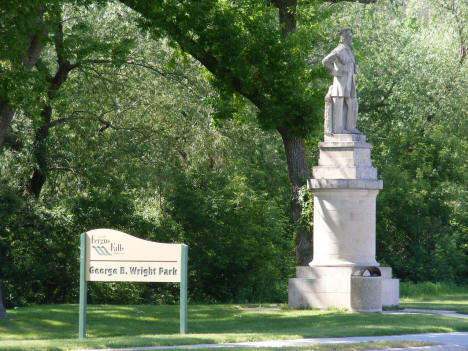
339;29;352;46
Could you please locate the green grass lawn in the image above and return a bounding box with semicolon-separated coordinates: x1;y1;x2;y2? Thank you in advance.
0;303;465;351
399;282;468;313
400;296;468;314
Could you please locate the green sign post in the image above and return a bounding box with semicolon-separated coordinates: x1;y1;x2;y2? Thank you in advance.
78;229;188;338
180;244;188;334
79;233;87;338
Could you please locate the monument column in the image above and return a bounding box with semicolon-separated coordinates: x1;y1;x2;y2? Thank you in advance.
288;29;399;311
309;133;381;267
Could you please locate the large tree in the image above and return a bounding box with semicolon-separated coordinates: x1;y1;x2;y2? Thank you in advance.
0;2;294;304
119;0;373;264
0;1;51;151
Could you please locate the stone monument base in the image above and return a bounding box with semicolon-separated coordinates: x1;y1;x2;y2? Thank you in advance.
288;266;399;311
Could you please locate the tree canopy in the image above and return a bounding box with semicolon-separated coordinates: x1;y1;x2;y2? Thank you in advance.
0;0;466;306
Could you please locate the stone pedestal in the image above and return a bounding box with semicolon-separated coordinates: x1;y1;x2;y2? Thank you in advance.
288;133;399;311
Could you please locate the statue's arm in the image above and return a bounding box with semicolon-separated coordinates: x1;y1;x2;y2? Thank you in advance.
322;51;340;76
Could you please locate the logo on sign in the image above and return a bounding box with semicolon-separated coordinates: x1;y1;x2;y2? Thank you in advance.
91;234;125;256
92;246;112;256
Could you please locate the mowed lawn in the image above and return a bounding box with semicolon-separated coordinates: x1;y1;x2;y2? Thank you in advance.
399;283;468;314
400;296;468;314
0;302;467;350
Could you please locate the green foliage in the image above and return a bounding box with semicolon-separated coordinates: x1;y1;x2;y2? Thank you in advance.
0;185;77;306
124;0;328;136
165;168;292;302
0;2;293;306
0;0;466;307
319;0;468;284
0;1;50;116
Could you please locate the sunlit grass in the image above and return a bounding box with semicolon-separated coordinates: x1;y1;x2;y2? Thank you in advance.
0;303;466;350
400;298;468;314
399;282;468;313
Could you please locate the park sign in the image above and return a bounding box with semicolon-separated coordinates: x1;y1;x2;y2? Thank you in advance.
86;229;182;282
79;229;188;338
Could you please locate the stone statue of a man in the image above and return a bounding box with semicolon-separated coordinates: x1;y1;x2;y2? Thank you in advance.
322;29;360;134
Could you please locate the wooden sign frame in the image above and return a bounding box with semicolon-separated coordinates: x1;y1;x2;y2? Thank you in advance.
78;229;188;338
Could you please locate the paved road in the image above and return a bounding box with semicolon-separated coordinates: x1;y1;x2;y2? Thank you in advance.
367;347;468;351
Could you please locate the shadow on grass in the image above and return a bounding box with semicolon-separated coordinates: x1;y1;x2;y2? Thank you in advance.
1;304;467;341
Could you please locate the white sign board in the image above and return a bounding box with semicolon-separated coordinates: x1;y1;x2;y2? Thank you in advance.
85;229;182;283
79;229;188;338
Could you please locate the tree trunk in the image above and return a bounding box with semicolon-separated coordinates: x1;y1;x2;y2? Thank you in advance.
26;20;76;198
274;0;297;38
0;286;7;318
27;58;75;198
0;103;15;151
278;129;312;265
0;14;46;153
272;0;313;266
27;105;52;198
